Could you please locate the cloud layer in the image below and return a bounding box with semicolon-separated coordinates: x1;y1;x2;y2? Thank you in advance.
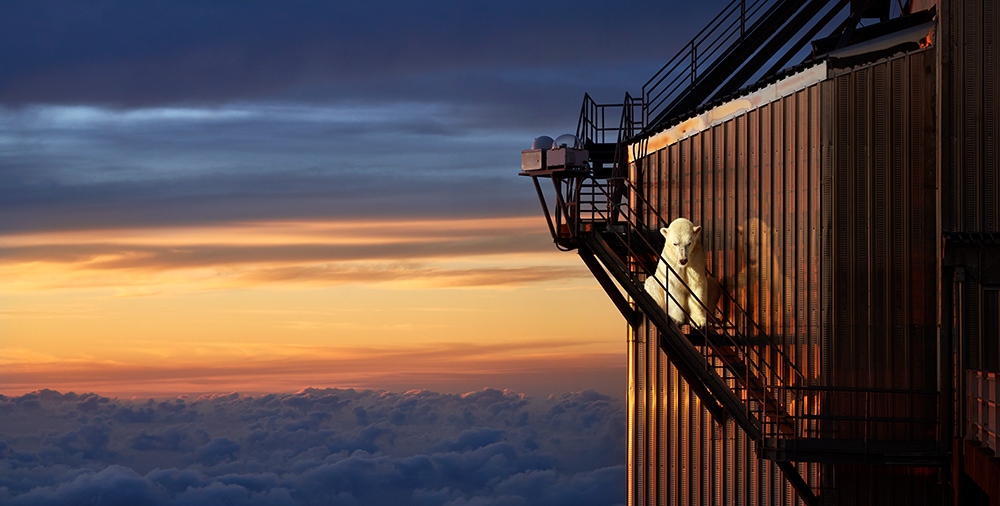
0;102;544;234
0;1;724;110
0;0;734;234
0;388;625;505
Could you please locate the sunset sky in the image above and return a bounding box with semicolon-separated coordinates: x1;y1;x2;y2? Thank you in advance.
0;0;731;399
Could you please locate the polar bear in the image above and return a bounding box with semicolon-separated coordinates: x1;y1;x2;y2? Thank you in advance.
643;218;720;327
735;218;796;331
735;217;790;307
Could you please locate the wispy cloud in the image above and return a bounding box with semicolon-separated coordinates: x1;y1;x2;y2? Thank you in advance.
0;217;589;292
1;340;624;399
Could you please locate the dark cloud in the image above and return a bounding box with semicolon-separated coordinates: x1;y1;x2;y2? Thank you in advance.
5;466;162;506
0;173;544;234
194;438;242;466
0;0;732;237
0;0;726;109
126;428;200;452
0;388;625;505
0;0;731;235
0;102;545;233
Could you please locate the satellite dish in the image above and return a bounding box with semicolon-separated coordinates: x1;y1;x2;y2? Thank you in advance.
531;136;555;150
554;134;582;149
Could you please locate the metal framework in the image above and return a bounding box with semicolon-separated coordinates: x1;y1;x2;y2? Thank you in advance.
520;0;1000;503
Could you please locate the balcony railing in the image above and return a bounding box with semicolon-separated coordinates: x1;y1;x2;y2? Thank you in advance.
968;369;999;453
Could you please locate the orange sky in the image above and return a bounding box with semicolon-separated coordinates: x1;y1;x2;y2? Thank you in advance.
0;216;625;398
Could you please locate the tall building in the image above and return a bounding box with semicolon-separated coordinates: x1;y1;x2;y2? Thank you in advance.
520;1;999;503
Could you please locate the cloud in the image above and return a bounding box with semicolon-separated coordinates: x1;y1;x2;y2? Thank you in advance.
0;101;546;236
5;466;162;506
236;264;590;289
0;388;625;505
1;238;549;271
0;0;723;109
0;0;732;245
0;215;591;292
194;438;242;466
0;342;625;403
126;427;201;452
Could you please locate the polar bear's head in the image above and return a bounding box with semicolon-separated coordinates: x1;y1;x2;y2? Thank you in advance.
660;218;701;267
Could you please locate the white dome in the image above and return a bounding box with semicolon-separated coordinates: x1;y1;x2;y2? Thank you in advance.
554;134;582;149
531;136;555;150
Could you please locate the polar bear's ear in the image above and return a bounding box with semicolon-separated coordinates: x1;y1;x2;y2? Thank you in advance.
692;225;702;234
659;227;669;237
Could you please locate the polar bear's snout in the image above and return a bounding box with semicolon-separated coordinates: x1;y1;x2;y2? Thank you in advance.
673;241;692;267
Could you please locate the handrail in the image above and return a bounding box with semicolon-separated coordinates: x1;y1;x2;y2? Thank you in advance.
524;109;939;479
578;174;807;437
563;38;939;439
522;170;941;493
641;0;775;126
778;386;939;442
573;93;808;438
576;92;643;147
574;172;943;444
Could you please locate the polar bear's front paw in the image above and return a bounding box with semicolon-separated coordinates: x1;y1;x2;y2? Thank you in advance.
689;307;707;328
668;303;688;325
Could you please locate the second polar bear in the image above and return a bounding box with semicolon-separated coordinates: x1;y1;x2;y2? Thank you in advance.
643;218;720;327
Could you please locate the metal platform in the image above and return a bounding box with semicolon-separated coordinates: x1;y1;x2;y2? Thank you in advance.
761;437;948;466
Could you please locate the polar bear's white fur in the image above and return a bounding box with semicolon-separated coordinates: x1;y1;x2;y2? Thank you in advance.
643;218;720;327
735;218;792;308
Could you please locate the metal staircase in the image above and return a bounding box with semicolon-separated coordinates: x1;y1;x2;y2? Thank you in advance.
521;97;818;504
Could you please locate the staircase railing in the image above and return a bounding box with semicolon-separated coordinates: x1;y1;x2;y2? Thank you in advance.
566;78;809;443
580;174;808;439
642;0;776;126
573;90;805;440
642;0;849;131
575;92;643;225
